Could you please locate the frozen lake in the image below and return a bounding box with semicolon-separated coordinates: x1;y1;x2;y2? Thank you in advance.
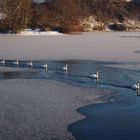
0;59;140;140
0;32;140;62
0;32;140;140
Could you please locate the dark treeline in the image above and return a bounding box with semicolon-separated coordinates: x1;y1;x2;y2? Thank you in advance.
0;0;140;33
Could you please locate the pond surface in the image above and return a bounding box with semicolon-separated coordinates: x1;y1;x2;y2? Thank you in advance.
1;60;140;140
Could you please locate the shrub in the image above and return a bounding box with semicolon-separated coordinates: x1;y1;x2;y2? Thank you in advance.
108;23;127;31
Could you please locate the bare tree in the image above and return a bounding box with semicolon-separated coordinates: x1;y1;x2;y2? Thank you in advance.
10;0;33;31
47;0;81;33
0;0;33;32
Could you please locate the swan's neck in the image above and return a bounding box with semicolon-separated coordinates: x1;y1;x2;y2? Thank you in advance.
65;64;68;70
96;72;99;78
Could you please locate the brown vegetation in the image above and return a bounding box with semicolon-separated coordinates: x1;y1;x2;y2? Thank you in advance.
0;0;140;33
0;0;32;33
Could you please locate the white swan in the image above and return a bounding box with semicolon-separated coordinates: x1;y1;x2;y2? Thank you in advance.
0;59;5;64
27;61;33;66
132;81;140;90
12;60;19;65
89;71;99;79
42;64;48;69
63;64;68;71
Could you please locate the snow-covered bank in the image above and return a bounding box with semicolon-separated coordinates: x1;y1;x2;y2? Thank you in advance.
81;16;140;32
20;29;64;36
0;32;140;62
0;29;64;36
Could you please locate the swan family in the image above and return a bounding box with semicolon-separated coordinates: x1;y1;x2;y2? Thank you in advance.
90;71;140;90
0;59;139;90
0;59;66;71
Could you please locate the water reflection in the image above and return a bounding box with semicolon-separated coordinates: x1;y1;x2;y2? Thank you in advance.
136;89;140;96
96;78;99;85
0;71;39;79
2;72;17;79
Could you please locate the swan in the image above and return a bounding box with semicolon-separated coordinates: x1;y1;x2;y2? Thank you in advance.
132;81;140;90
42;64;48;69
12;60;19;65
89;71;99;79
0;59;5;64
63;64;68;71
27;61;33;66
